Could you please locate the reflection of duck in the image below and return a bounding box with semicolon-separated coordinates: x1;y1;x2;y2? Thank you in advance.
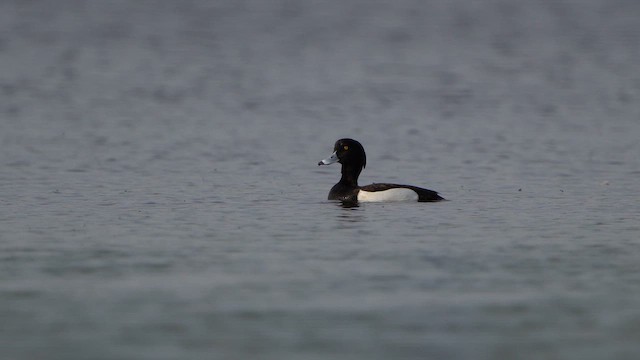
335;203;365;227
318;138;444;203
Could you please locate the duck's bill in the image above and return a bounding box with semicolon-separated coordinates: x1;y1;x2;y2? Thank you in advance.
318;151;338;166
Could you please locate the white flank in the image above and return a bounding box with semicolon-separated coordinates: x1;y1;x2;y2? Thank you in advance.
357;188;418;202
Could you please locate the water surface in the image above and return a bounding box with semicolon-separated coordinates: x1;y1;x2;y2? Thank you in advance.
1;1;640;359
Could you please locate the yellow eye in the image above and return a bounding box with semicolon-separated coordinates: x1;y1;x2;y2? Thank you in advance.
343;145;349;150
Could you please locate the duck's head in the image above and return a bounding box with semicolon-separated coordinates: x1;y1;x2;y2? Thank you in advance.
318;138;366;170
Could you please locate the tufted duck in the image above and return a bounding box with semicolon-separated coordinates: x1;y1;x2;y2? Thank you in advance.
318;138;445;202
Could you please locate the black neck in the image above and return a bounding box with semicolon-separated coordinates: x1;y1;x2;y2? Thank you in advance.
339;163;362;187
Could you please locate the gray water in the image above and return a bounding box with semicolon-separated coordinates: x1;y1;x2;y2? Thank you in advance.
1;1;640;359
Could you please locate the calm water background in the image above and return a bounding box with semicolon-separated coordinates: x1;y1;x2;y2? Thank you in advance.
1;1;640;359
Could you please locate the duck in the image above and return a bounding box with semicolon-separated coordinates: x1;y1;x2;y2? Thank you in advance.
318;138;445;202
